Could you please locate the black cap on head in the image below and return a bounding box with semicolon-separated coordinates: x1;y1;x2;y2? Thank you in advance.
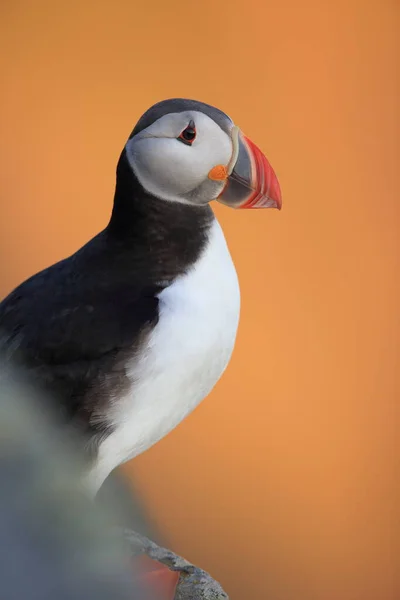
129;98;233;139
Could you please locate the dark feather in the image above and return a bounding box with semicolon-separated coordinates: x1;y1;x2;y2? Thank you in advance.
0;150;213;456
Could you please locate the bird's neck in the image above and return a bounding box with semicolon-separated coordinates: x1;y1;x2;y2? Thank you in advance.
106;149;214;283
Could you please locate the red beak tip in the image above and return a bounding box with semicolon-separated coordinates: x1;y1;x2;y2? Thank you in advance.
271;179;282;210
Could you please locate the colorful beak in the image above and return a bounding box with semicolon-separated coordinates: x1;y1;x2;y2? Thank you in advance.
211;126;282;210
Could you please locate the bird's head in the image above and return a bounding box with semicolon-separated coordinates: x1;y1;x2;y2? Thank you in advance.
121;98;282;211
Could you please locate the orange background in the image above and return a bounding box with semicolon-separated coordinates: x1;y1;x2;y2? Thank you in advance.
1;1;398;598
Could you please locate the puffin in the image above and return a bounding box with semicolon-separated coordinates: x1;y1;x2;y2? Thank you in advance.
0;98;282;496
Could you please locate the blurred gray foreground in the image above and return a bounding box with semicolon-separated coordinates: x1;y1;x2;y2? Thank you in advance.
0;363;159;600
0;362;230;599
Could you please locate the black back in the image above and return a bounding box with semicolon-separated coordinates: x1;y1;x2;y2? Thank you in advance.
0;138;214;455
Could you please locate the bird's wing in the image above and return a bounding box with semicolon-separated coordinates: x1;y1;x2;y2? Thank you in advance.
0;225;164;366
0;238;161;427
0;262;159;367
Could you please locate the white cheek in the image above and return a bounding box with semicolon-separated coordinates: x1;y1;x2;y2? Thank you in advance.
192;129;232;176
131;138;194;195
125;111;233;203
128;135;232;199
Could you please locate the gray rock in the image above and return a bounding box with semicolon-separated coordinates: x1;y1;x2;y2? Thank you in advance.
125;529;230;600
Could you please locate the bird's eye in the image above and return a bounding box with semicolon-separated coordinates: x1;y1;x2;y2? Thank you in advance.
178;120;196;145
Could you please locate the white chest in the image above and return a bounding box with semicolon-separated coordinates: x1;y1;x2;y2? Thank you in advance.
92;219;240;491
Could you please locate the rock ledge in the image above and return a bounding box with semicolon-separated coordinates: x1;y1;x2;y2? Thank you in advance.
124;529;230;600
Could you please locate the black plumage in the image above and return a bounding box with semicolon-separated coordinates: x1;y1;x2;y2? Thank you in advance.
0;97;235;464
0;147;213;454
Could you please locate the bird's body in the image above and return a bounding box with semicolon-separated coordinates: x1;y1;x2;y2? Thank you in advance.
0;98;281;494
90;218;240;491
